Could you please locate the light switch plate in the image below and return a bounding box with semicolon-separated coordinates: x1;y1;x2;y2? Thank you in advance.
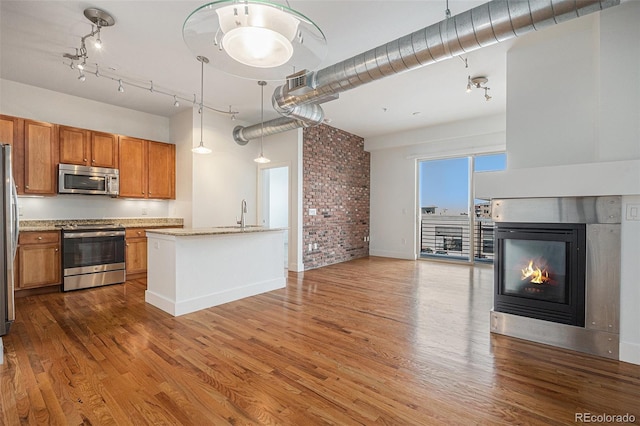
309;208;317;216
626;204;640;221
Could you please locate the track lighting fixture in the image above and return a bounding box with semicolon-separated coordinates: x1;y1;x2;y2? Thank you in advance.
78;70;86;82
63;59;239;117
466;75;492;101
63;8;114;69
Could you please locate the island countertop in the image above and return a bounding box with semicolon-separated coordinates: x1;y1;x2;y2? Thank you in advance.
146;226;286;237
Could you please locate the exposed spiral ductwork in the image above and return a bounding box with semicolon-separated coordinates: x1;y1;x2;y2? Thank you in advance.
233;0;620;144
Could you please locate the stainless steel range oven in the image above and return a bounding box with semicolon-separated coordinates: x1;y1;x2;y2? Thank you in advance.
62;224;126;291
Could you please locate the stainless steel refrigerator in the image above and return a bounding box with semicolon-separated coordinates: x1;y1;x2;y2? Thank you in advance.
1;144;19;336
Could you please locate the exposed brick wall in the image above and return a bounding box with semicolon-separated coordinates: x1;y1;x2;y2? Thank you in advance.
303;124;370;270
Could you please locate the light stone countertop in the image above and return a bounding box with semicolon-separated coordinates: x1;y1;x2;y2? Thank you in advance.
146;226;287;237
19;218;184;232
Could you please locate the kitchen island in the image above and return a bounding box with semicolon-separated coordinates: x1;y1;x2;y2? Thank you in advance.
145;226;286;316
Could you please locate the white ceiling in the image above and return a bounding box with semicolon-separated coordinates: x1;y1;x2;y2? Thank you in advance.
0;1;515;139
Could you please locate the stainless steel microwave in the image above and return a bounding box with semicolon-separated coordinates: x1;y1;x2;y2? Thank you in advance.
58;163;119;197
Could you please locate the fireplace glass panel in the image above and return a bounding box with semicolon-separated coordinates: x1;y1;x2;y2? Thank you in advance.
502;239;567;304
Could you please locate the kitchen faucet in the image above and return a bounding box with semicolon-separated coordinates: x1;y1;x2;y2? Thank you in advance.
237;199;247;228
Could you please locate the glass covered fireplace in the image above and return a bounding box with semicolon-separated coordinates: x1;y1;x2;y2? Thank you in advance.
494;223;586;326
490;196;621;360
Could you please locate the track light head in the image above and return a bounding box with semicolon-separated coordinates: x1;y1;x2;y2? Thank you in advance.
94;34;102;49
117;79;124;93
78;71;86;82
484;88;492;101
173;96;180;107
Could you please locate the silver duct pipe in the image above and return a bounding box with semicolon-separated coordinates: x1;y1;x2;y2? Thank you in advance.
233;116;316;145
234;0;619;144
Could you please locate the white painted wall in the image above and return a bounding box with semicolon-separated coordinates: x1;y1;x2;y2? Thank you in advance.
190;112;261;228
367;115;506;260
0;79;169;142
256;130;304;272
0;78;175;220
475;2;640;365
169;109;194;227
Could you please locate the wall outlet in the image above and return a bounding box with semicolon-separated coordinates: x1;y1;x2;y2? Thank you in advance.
309;208;317;216
308;243;312;252
141;207;148;216
18;205;23;216
313;243;318;250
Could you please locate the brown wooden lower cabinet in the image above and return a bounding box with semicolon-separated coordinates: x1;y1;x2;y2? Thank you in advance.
16;231;61;292
125;226;181;279
125;228;147;277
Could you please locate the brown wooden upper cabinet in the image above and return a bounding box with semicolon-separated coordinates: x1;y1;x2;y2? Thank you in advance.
23;120;58;195
1;115;57;195
59;125;118;168
0;114;24;191
119;136;175;199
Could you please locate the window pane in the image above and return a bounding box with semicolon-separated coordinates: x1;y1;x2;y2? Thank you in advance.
475;153;506;172
419;157;470;261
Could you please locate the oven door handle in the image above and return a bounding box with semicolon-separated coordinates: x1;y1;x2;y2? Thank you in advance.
63;230;126;239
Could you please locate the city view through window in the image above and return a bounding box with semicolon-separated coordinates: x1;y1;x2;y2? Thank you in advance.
418;153;506;262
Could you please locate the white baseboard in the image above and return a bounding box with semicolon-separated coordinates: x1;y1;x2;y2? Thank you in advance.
288;262;304;272
620;341;640;365
369;249;416;260
147;277;286;317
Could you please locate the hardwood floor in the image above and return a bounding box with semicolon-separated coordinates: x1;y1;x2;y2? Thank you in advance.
1;257;639;425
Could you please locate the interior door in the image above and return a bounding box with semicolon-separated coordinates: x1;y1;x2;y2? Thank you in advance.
259;165;289;268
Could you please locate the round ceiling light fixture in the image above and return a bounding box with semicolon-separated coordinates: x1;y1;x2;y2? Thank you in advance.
183;0;327;80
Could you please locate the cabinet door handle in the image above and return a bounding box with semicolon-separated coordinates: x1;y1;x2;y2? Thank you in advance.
55;248;59;252
126;243;130;247
142;191;145;194
84;158;88;162
37;236;42;240
25;185;29;189
92;159;96;163
137;231;141;235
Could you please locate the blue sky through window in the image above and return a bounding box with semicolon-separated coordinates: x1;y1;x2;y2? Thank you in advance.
419;153;506;215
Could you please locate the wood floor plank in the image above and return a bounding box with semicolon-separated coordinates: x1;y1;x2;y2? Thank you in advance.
1;257;639;425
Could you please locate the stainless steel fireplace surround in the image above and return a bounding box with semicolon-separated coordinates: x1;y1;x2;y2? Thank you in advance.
490;196;621;360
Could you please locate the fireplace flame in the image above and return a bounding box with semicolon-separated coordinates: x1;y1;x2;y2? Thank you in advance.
521;260;550;284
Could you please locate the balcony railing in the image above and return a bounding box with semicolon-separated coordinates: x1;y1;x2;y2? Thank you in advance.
420;215;494;263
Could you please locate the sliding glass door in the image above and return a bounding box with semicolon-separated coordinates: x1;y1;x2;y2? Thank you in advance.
419;157;471;261
418;153;505;263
